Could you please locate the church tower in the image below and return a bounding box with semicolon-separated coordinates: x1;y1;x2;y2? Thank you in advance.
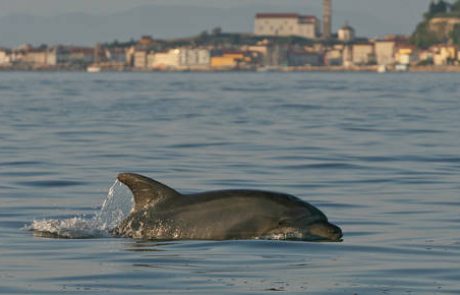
323;0;332;39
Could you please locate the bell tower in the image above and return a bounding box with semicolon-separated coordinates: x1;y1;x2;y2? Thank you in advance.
323;0;332;39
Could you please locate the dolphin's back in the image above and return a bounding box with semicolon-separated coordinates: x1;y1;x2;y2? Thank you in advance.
113;173;339;241
182;189;325;224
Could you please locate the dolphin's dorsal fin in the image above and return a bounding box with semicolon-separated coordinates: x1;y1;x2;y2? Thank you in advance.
117;173;181;211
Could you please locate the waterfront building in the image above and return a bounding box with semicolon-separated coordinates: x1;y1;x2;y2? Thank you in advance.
254;13;320;39
152;49;181;69
263;44;289;67
395;45;418;65
351;43;375;65
179;48;210;69
243;44;269;57
0;49;11;64
57;46;95;65
22;49;48;65
287;50;322;66
342;45;352;66
7;46;94;67
324;48;344;66
105;48;127;63
211;51;246;69
338;22;355;42
134;50;148;69
375;40;396;65
431;44;458;65
45;48;58;65
146;52;156;69
151;48;210;70
418;50;433;63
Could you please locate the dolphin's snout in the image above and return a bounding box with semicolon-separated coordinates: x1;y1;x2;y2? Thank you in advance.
309;222;343;242
328;223;343;241
332;226;343;241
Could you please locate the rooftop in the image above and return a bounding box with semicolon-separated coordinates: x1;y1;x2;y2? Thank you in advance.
256;13;317;21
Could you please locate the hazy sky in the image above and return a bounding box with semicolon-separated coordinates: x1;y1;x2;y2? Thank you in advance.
0;0;429;17
0;0;431;46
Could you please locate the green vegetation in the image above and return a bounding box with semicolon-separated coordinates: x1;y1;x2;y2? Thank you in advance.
411;21;443;48
425;0;460;18
103;27;320;52
105;39;136;48
454;0;460;11
451;23;460;43
166;30;317;49
425;0;449;18
411;0;460;48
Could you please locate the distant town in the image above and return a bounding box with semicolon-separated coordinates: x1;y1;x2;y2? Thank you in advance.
1;0;460;73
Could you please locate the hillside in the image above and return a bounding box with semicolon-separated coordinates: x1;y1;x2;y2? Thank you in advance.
411;0;460;48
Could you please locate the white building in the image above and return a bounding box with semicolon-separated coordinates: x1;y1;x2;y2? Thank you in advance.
134;50;148;69
46;46;95;66
152;49;181;69
374;40;396;65
338;23;355;42
254;13;320;39
325;48;344;66
179;48;210;68
351;43;375;65
152;48;210;70
0;49;11;64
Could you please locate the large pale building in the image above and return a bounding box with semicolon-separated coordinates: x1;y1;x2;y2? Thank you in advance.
0;49;11;64
151;48;210;70
179;48;210;68
351;43;375;65
374;40;396;65
254;13;320;39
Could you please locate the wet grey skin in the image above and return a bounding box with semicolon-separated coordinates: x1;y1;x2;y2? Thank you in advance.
112;173;343;242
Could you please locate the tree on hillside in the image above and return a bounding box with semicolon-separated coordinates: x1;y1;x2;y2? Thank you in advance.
428;0;449;17
411;21;442;48
413;0;460;48
452;0;460;11
451;24;460;45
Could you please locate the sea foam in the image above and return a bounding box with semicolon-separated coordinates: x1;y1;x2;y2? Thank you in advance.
27;179;134;239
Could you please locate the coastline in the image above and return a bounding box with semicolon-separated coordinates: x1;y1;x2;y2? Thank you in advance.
1;64;460;73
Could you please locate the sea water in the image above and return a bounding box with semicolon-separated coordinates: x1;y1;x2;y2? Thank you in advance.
1;72;459;294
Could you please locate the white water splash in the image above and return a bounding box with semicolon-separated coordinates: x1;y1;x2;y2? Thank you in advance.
95;179;134;230
27;179;134;239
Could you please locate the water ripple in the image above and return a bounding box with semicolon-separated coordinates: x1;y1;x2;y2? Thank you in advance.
16;180;87;188
1;72;460;295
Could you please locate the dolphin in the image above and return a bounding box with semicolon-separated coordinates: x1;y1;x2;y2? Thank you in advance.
112;173;343;242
